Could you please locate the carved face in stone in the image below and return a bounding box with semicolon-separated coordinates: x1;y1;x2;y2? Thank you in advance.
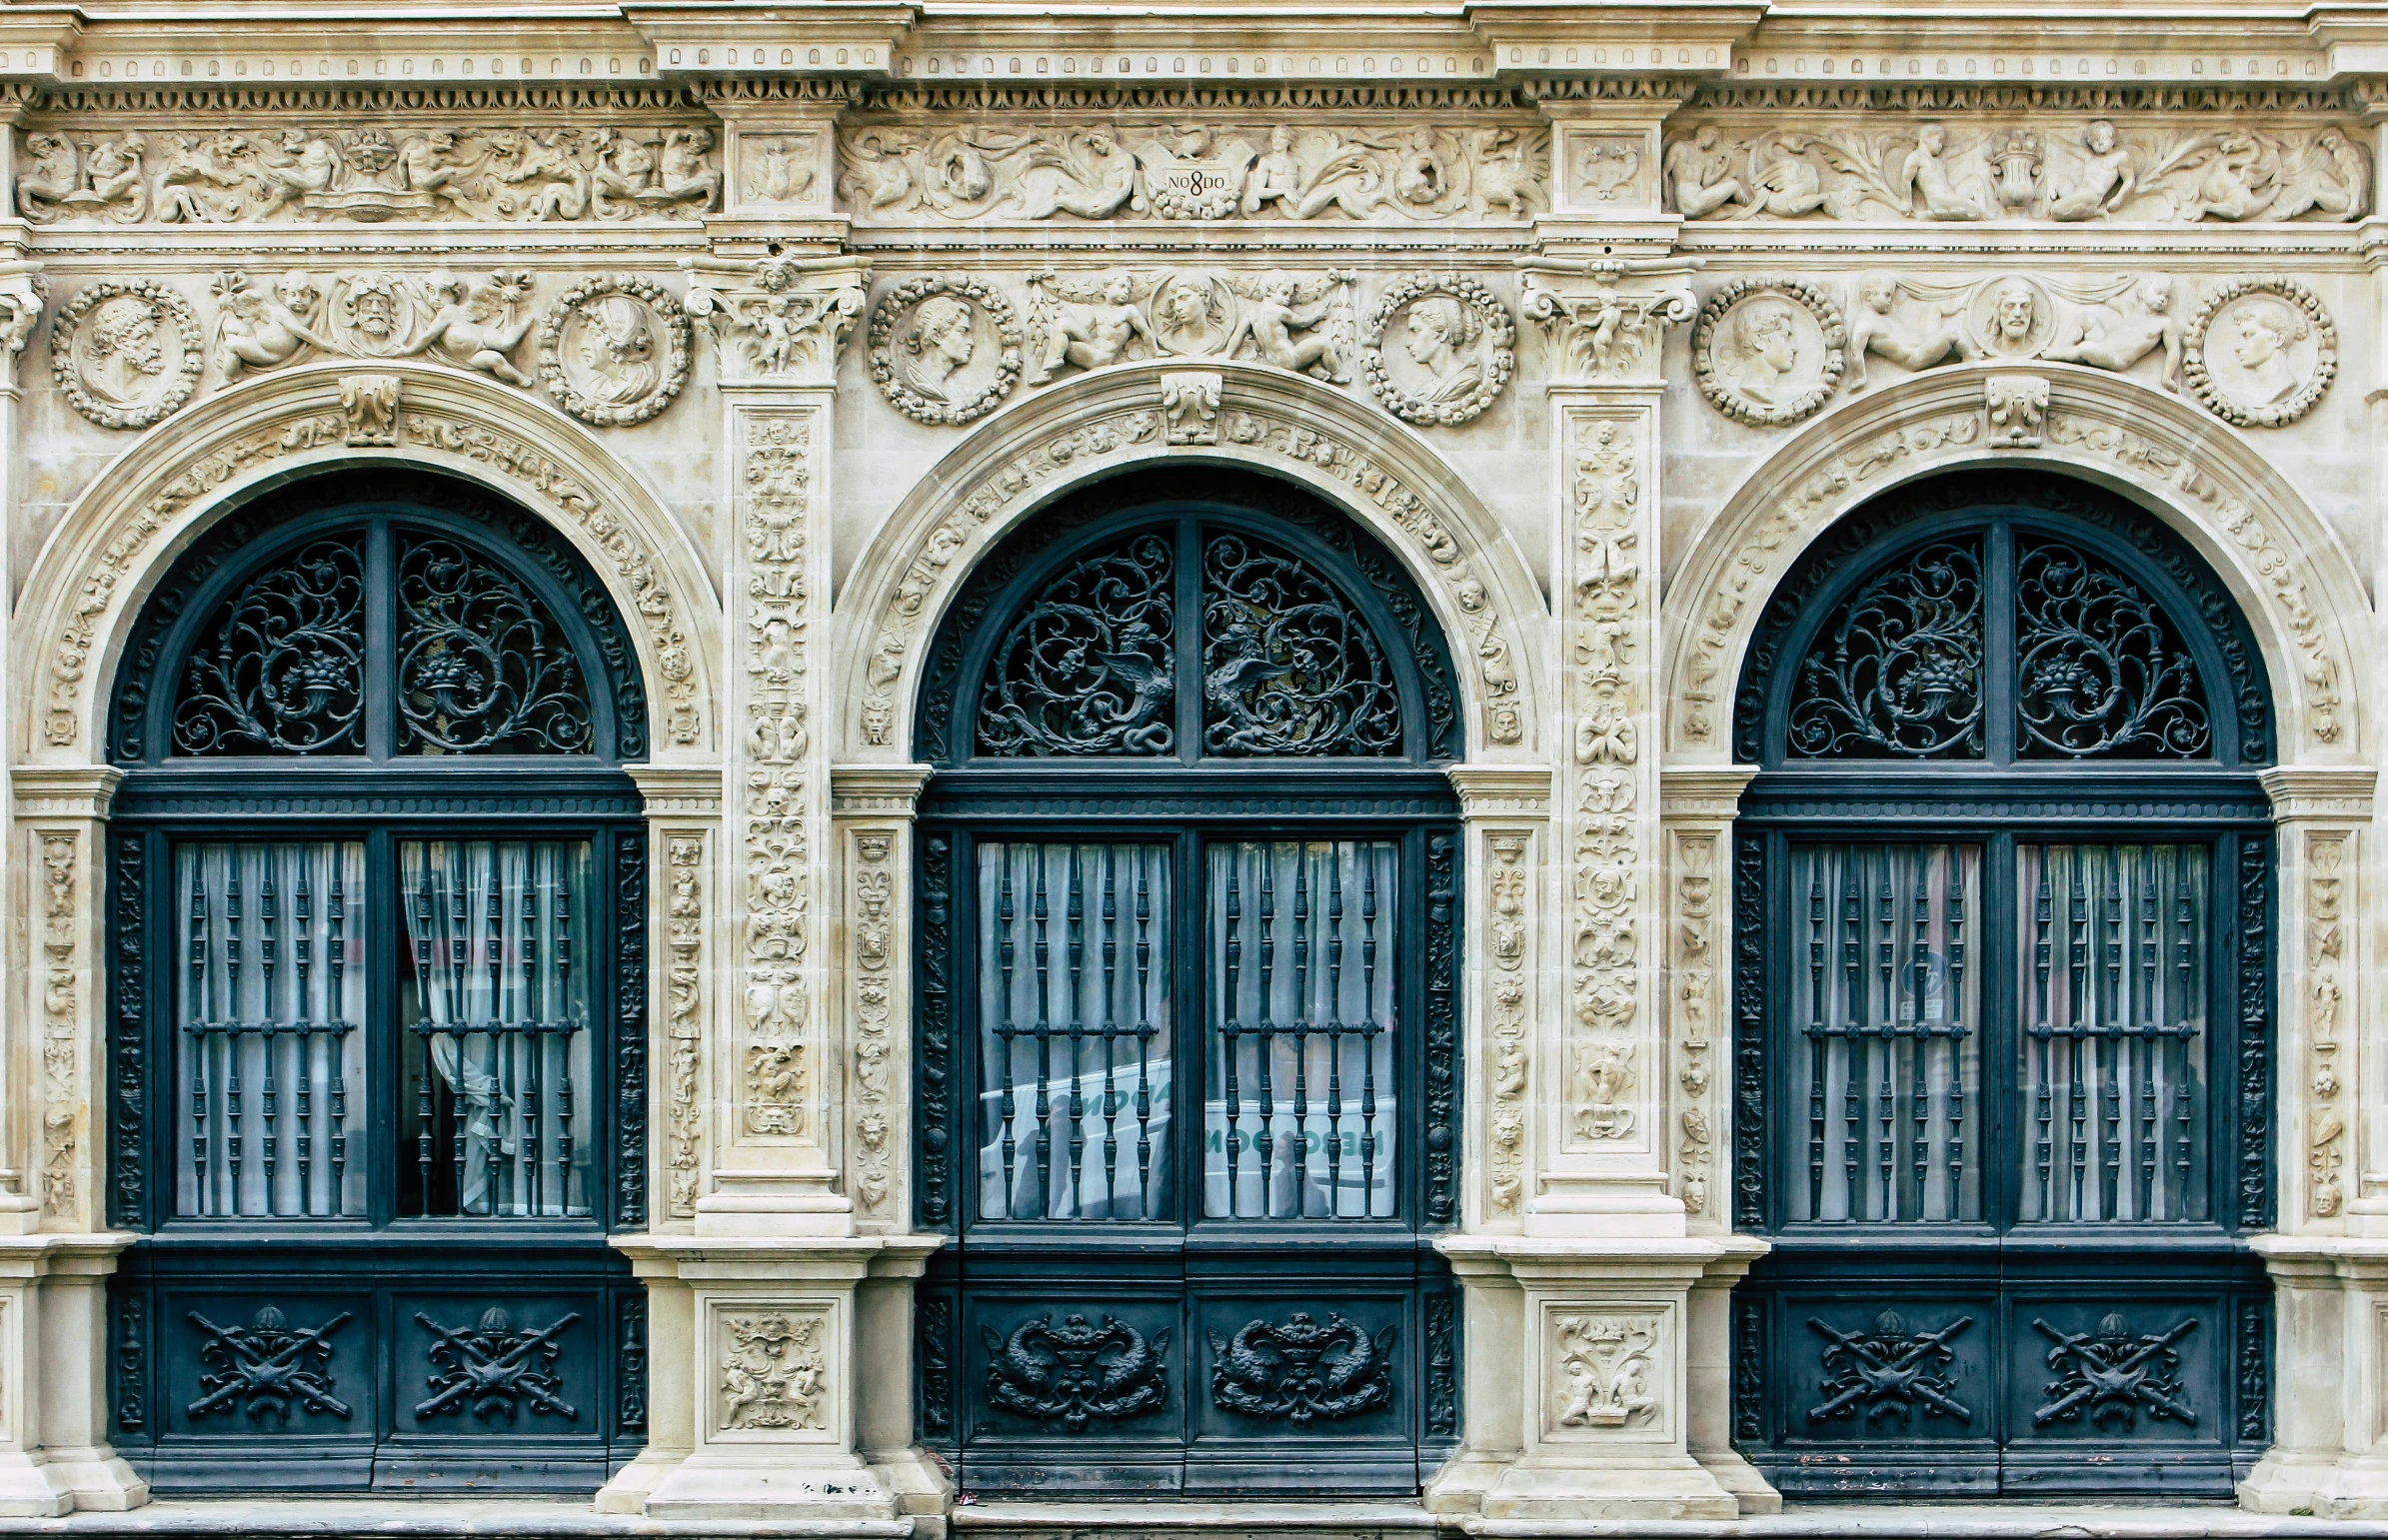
1995;282;2035;344
1859;275;1898;314
83;296;167;404
1400;295;1481;399
350;280;399;340
904;295;977;399
1918;123;1948;157
1102;275;1135;306
1732;301;1801;398
574;294;662;404
2230;302;2309;403
2085;119;2118;156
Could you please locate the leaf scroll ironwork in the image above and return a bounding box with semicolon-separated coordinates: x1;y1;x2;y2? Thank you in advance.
2016;539;2211;760
397;537;594;755
978;531;1176;758
172;540;365;757
1787;539;1984;760
1202;531;1400;758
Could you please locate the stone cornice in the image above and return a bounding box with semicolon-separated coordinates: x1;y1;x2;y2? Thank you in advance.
1447;764;1553;819
628;765;726;817
1659;766;1758;820
11;765;123;820
831;764;934;816
2261;765;2379;820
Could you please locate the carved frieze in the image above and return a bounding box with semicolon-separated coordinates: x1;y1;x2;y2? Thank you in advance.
666;833;706;1220
1691;277;1846;427
1023;268;1356;386
39;832;77;1218
867;275;1024;425
16;125;723;226
837;121;1546;223
536;274;692;428
719;1311;830;1433
1361;273;1514;427
53;280;204;430
1663;119;2368;224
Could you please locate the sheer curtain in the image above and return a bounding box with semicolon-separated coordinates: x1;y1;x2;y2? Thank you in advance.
976;842;1175;1222
1787;843;1982;1224
175;841;368;1218
1204;839;1398;1221
2016;842;2209;1223
399;839;593;1216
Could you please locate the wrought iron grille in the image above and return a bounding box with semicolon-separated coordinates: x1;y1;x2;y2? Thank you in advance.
172;541;367;758
978;534;1177;758
1204;840;1398;1220
397;537;594;756
1787;843;1982;1224
975;842;1175;1221
2017;842;2209;1223
1787;539;1984;761
1201;534;1400;758
2015;540;2211;760
175;842;367;1218
399;840;595;1218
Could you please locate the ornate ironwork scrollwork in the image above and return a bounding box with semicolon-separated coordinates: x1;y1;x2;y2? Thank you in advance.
1208;1311;1396;1425
1787;539;1984;760
978;532;1176;758
983;1311;1171;1429
172;540;365;756
1202;531;1400;757
397;537;594;755
2016;540;2211;759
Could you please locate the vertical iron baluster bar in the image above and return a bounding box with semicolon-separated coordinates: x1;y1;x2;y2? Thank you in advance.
2139;860;2159;1217
1032;857;1052;1217
1842;859;1862;1218
1066;849;1087;1218
1358;855;1380;1218
1807;866;1825;1216
1946;850;1967;1209
1223;862;1242;1215
2173;852;2194;1211
2102;847;2123;1218
295;864;313;1216
1255;855;1277;1216
1325;847;1345;1217
524;850;543;1216
260;863;278;1207
1877;865;1895;1216
328;861;348;1205
189;861;212;1214
1101;852;1121;1212
553;870;573;1211
225;860;244;1208
1134;860;1155;1215
2034;857;2053;1218
491;852;510;1214
1912;855;1930;1218
2069;854;2088;1220
446;850;471;1209
1290;854;1311;1216
996;863;1018;1216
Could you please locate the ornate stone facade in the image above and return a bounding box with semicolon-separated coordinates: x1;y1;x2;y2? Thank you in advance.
2;0;2386;1527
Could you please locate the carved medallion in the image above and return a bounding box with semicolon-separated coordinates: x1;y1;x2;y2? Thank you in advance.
1691;277;1846;427
1207;1311;1396;1425
53;279;203;429
1965;274;2058;358
2183;276;2335;428
867;274;1024;426
1361;273;1514;427
535;273;692;428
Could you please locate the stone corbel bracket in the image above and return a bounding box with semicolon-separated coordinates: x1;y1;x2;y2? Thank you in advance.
686;254;872;389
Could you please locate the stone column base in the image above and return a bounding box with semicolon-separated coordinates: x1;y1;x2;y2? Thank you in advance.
2242;1449;2388;1518
2237;1235;2388;1517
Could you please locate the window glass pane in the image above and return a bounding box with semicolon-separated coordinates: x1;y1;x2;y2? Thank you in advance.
2017;842;2209;1223
399;840;595;1217
1787;842;1982;1224
1204;839;1398;1220
174;841;367;1218
976;842;1174;1221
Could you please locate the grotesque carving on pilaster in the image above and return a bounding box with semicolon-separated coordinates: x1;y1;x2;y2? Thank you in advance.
667;834;706;1219
40;833;77;1218
2307;832;2347;1219
1553;1313;1660;1431
719;1312;830;1433
1673;833;1717;1216
867;275;1024;425
851;831;897;1216
1487;832;1530;1215
1361;273;1513;426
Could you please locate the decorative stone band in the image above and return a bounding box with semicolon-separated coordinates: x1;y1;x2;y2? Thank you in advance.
21;365;717;758
1663;363;2368;761
837;360;1546;763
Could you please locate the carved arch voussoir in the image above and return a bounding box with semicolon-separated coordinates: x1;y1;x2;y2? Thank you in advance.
833;359;1550;762
13;360;721;765
1661;362;2370;764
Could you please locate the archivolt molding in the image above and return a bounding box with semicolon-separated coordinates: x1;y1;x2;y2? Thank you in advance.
13;360;721;764
1662;363;2369;763
833;359;1549;762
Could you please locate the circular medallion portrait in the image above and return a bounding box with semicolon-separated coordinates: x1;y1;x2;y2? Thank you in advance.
1965;275;2056;359
1361;274;1514;427
868;275;1024;426
1150;271;1239;357
536;275;692;428
54;280;203;430
2185;277;2336;428
1691;278;1846;427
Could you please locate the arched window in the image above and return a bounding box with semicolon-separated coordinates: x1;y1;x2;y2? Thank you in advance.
1728;472;2273;1497
911;471;1462;1495
105;472;648;1490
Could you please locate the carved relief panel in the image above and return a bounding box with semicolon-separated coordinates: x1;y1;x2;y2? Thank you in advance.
1541;1302;1677;1444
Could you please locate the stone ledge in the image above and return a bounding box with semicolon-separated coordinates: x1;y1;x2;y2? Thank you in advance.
0;1501;913;1539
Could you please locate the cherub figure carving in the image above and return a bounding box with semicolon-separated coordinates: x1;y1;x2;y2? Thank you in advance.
1899;124;1992;220
2041;276;2182;391
1025;272;1159;384
254;130;341;217
2041;119;2135;221
417;270;537;386
1664;124;1749;218
1220;273;1352;382
1846;273;1975;389
209;270;332;380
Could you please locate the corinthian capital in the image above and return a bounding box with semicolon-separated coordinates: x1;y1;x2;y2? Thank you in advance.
1521;258;1699;386
687;254;871;388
